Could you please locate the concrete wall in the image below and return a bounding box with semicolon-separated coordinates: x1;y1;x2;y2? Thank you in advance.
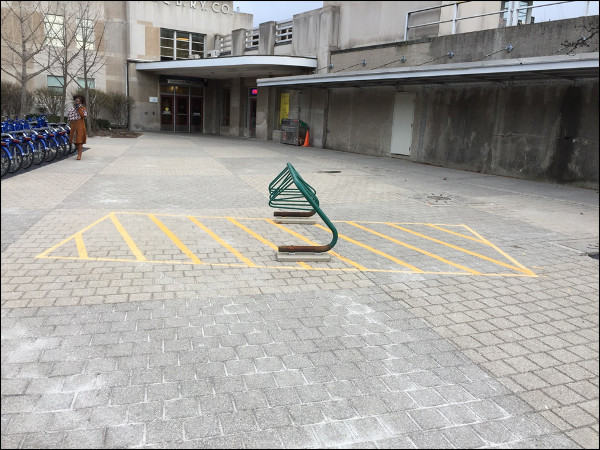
296;15;599;188
412;81;599;187
330;15;600;73
326;86;395;156
325;1;441;48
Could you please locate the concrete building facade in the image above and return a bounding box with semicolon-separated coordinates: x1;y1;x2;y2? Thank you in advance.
1;1;598;187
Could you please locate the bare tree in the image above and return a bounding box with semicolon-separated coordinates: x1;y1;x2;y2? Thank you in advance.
1;1;60;117
1;80;34;118
107;92;136;129
45;1;85;120
75;1;108;136
34;86;63;117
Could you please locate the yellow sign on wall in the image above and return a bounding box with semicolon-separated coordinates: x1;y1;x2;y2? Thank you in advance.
279;93;289;125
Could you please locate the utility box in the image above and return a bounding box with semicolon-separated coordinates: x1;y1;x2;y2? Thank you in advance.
280;119;309;146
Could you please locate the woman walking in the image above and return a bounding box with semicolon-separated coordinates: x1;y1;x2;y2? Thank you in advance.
68;95;87;160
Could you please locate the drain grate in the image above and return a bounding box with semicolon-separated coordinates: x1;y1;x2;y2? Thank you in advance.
589;253;599;260
318;170;341;173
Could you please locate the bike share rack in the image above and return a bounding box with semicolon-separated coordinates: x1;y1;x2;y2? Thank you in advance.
268;163;338;261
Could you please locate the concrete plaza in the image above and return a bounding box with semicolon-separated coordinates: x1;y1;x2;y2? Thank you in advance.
1;133;598;448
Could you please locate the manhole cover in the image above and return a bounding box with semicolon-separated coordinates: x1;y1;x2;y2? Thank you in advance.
427;195;451;201
318;170;341;173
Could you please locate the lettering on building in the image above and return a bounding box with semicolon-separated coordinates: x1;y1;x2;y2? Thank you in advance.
152;1;232;14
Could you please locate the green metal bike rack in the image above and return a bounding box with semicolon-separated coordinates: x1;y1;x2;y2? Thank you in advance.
268;163;338;253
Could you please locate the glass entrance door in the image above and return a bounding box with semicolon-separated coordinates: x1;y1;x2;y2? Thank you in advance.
160;96;174;132
175;96;189;132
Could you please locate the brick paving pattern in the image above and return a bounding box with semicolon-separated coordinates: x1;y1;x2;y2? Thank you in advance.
1;133;598;448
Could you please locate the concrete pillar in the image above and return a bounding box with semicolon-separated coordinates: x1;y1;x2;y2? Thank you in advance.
256;87;271;140
231;29;246;56
230;78;243;137
259;21;276;55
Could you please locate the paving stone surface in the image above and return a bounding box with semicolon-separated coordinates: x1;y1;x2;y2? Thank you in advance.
1;133;598;449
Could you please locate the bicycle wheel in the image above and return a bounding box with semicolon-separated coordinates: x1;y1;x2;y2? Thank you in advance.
8;143;23;173
21;141;34;169
32;140;46;165
1;147;10;177
44;137;59;162
54;135;66;159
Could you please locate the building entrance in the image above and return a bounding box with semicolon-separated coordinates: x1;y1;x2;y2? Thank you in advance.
160;81;204;133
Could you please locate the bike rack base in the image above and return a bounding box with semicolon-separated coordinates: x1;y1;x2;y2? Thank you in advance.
276;252;331;262
274;217;317;224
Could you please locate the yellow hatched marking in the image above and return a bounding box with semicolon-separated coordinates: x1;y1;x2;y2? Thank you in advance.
188;216;256;267
268;220;366;271
110;213;147;262
148;214;202;264
387;223;530;275
314;224;419;272
425;224;488;244
348;221;480;275
463;224;537;276
226;217;311;269
36;213;112;258
75;234;88;259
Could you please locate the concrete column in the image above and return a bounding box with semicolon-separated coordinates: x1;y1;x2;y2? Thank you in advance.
259;21;276;55
231;29;246;56
256;87;271;140
230;78;243;137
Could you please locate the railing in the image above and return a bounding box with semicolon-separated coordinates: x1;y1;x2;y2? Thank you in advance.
268;163;338;253
245;28;259;49
404;1;594;41
219;35;231;55
276;20;293;44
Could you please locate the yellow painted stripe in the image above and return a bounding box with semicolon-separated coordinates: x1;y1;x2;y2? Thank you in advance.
314;223;413;272
36;213;113;258
227;217;312;269
387;223;530;275
348;221;480;275
268;219;367;271
75;234;88;259
110;213;147;261
425;224;487;244
148;214;202;264
227;217;278;250
188;216;256;267
462;224;537;276
36;255;532;276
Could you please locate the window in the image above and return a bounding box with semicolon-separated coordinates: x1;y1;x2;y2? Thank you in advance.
47;75;64;92
160;28;205;61
44;14;64;47
77;19;95;49
77;78;95;89
500;1;533;26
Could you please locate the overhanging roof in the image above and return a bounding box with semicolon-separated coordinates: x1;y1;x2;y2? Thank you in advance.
134;55;317;79
257;53;599;88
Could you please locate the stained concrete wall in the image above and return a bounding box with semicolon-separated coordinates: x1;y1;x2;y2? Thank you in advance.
326;87;395;155
317;76;599;188
412;81;599;187
288;14;599;188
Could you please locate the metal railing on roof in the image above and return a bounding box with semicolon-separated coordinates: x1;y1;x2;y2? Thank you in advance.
219;34;231;55
245;28;259;49
276;20;293;44
404;1;594;41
